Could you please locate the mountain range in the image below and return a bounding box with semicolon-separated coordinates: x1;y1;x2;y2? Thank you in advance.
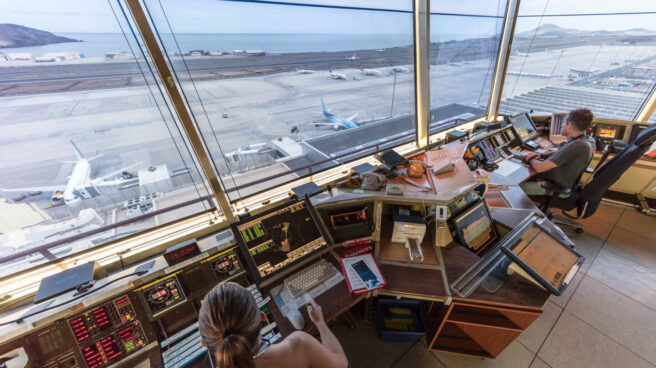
0;24;80;49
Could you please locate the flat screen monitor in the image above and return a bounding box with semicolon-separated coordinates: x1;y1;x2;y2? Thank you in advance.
232;198;330;283
500;219;584;295
450;201;496;254
510;113;539;144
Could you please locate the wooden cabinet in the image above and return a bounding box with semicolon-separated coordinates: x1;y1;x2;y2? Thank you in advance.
427;299;541;358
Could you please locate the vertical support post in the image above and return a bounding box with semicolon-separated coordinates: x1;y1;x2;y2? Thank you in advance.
487;0;520;122
414;0;430;148
124;0;235;223
636;85;656;122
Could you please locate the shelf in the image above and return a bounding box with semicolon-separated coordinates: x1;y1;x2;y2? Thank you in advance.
430;322;492;358
378;218;440;266
447;306;523;331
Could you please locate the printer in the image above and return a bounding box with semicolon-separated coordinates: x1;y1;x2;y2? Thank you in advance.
391;208;426;261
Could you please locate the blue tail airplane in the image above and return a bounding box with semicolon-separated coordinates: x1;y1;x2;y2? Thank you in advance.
314;98;359;130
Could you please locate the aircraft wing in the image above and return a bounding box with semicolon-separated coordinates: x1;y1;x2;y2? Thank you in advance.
1;185;62;193
347;113;359;122
94;162;142;185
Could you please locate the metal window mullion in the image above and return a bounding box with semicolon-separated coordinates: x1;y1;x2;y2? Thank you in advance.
635;84;656;122
487;0;520;121
414;0;430;147
124;0;235;223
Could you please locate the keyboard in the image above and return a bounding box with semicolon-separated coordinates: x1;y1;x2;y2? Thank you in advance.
284;259;337;297
508;148;526;158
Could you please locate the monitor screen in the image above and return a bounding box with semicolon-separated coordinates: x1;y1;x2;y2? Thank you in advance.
233;199;329;282
510;113;539;143
550;113;568;137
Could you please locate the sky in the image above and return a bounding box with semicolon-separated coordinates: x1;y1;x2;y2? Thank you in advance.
0;0;654;34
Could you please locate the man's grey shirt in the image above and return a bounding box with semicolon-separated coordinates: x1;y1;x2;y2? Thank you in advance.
544;135;595;188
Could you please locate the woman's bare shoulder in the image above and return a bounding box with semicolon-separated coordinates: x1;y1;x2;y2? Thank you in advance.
256;332;311;368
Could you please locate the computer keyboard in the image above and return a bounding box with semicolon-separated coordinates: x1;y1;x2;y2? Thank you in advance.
508;148;526;158
284;259;337;297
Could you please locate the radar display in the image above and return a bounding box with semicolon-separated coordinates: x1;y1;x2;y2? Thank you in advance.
236;201;327;278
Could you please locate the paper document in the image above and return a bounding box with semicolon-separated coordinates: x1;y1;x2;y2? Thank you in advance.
494;160;523;177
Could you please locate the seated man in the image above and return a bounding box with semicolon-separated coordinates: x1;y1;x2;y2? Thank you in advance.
520;109;596;196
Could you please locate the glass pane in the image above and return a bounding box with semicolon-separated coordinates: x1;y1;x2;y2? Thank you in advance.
0;1;215;276
144;0;416;201
429;0;508;128
501;0;656;121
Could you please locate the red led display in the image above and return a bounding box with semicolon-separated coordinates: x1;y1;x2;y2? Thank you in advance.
164;242;200;266
82;344;104;368
70;317;90;342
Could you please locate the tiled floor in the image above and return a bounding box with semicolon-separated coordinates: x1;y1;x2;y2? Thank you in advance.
332;202;656;368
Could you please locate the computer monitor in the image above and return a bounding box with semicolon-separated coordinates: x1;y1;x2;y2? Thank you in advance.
510;113;539;145
232;198;331;283
449;201;496;255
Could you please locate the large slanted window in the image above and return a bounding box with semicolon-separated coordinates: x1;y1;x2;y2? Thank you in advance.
0;1;216;276
500;0;656;122
429;0;508;129
143;0;416;201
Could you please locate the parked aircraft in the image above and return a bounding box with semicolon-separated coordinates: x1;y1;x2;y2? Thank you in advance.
1;141;141;207
314;98;359;130
329;67;347;80
296;67;313;74
361;68;382;76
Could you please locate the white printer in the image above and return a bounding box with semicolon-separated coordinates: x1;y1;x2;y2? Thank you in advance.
391;208;426;261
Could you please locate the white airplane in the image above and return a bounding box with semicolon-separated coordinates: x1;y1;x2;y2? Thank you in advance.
517;52;530;57
448;62;461;67
1;141;141;207
390;65;409;73
346;54;361;61
296;67;313;74
314;98;359;130
328;67;347;80
361;68;382;76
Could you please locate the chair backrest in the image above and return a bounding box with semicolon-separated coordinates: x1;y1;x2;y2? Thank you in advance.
578;124;656;216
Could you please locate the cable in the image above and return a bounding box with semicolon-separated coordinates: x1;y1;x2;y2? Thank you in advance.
507;0;551;101
0;271;147;327
151;0;244;202
113;1;213;216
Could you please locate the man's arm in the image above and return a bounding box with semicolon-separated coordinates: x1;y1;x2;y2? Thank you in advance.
528;158;556;173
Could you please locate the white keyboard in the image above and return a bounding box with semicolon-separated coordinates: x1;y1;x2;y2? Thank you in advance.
284;259;336;297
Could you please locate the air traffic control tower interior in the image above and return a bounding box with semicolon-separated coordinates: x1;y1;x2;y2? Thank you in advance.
1;1;656;367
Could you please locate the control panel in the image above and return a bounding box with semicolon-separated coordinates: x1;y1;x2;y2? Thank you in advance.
66;294;149;368
79;321;147;368
138;275;187;319
68;295;137;343
211;249;245;282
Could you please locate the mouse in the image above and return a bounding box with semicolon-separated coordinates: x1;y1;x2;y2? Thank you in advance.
288;311;305;330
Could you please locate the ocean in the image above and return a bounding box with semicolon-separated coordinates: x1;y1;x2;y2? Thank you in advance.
0;33;416;57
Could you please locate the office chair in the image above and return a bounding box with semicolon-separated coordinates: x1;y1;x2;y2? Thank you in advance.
539;124;656;233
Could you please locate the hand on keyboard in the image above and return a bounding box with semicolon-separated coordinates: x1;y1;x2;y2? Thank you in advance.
522;152;539;162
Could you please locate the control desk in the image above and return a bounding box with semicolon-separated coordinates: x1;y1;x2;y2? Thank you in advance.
0;232;250;368
0;122;585;366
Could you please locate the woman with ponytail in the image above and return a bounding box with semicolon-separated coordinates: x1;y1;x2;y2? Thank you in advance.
199;282;348;368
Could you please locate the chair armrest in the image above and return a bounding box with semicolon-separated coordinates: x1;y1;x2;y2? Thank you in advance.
585;167;594;173
540;180;572;195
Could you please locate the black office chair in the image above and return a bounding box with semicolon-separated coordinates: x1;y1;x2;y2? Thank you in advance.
539;124;656;233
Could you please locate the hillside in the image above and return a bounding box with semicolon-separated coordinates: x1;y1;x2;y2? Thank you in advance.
0;24;79;48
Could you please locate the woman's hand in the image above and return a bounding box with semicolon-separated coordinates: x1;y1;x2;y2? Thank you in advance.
306;299;325;326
